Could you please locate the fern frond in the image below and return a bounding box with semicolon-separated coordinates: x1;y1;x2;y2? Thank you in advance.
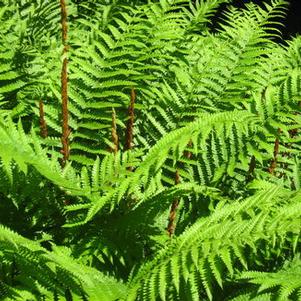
240;256;301;300
0;225;127;300
127;185;301;300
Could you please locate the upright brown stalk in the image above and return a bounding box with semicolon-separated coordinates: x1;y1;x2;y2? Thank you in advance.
268;129;281;175
39;100;48;138
167;141;193;237
167;169;180;237
246;155;256;182
125;88;136;151
111;108;119;154
184;140;193;160
60;0;70;166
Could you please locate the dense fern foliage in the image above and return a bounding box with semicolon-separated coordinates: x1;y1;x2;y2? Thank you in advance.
1;0;301;300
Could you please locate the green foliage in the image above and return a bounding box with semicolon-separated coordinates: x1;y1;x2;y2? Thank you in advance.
238;256;301;300
0;0;301;300
127;184;301;300
0;225;126;300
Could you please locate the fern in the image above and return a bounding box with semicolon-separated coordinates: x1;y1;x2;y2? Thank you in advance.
1;0;301;300
233;256;301;300
127;184;301;300
0;225;126;300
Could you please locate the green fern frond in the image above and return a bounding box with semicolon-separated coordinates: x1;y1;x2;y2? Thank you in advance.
0;225;127;300
127;185;301;300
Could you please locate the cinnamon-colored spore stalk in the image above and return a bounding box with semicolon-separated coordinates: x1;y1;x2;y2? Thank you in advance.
167;170;180;237
39;100;48;138
60;0;70;166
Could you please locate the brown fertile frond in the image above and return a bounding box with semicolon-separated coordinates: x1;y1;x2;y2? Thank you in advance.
39;100;48;138
268;128;281;175
167;169;181;237
60;0;70;166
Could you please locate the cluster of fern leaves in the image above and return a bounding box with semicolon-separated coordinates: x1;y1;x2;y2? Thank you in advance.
1;0;301;300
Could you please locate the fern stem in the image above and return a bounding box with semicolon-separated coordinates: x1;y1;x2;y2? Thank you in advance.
167;143;192;233
125;88;136;151
38;100;48;138
184;140;193;159
167;141;191;236
167;169;180;237
111;108;119;154
268;129;281;175
60;0;70;166
247;155;256;182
